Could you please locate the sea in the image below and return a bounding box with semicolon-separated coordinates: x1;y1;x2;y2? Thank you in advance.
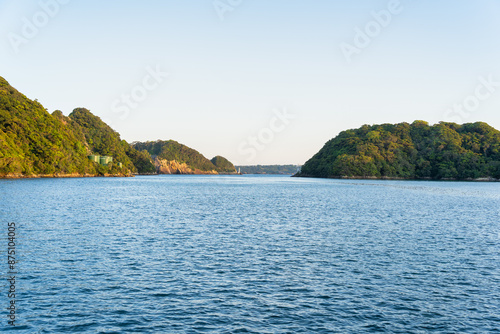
1;175;499;333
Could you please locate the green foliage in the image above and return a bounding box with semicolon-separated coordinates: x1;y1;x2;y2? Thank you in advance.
0;76;158;177
237;165;300;175
299;121;500;180
0;77;98;176
68;108;137;173
125;147;156;174
1;75;237;177
133;140;219;172
68;108;157;174
211;156;236;173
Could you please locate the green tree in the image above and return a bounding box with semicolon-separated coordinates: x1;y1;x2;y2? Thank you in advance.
298;121;500;180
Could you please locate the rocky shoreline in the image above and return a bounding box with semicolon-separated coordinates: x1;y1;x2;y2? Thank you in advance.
155;159;218;175
0;173;133;179
152;158;240;175
1;168;241;179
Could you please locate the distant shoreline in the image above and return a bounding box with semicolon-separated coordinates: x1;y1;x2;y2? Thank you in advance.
293;174;500;182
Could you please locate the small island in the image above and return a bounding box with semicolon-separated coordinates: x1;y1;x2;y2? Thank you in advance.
296;121;500;181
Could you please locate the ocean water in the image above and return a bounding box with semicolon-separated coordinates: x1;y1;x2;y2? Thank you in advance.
1;175;499;333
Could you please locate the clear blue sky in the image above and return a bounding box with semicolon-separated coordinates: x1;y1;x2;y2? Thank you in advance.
1;0;500;165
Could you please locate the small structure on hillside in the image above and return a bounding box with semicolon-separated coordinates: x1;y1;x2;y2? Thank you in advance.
99;156;113;166
88;155;118;167
88;155;100;163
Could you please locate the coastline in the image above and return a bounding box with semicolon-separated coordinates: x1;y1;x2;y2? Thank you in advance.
1;171;242;179
5;173;496;181
0;173;134;179
293;174;500;182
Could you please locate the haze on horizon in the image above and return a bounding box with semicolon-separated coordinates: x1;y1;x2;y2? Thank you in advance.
1;0;500;165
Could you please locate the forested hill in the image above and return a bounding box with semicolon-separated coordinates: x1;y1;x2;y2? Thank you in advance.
0;76;101;176
64;108;155;174
211;156;237;173
297;121;500;180
0;76;235;177
237;165;300;175
0;75;156;177
132;140;237;174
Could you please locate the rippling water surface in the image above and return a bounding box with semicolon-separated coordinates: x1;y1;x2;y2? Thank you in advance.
1;175;499;333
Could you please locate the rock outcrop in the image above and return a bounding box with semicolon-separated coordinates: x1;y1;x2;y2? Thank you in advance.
133;140;238;175
154;158;218;175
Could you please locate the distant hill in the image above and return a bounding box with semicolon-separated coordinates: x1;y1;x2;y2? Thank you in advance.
132;140;237;174
237;165;300;175
211;156;237;173
297;121;500;180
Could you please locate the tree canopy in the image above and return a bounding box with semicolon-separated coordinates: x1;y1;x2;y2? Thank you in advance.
297;121;500;180
0;77;97;176
0;76;156;176
236;165;300;175
211;156;237;173
133;140;236;173
0;76;238;177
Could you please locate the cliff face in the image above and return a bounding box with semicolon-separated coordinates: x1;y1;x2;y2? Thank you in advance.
154;158;218;175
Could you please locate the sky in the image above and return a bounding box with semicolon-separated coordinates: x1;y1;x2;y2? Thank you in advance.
1;0;500;165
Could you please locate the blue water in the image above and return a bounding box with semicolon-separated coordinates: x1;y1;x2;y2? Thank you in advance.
1;175;499;333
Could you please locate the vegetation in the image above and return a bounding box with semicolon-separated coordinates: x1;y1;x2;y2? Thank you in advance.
211;156;237;173
0;77;98;176
237;165;300;175
0;76;157;177
68;108;155;174
1;76;238;177
69;108;134;169
132;140;236;173
125;147;156;174
132;140;217;172
297;121;500;180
